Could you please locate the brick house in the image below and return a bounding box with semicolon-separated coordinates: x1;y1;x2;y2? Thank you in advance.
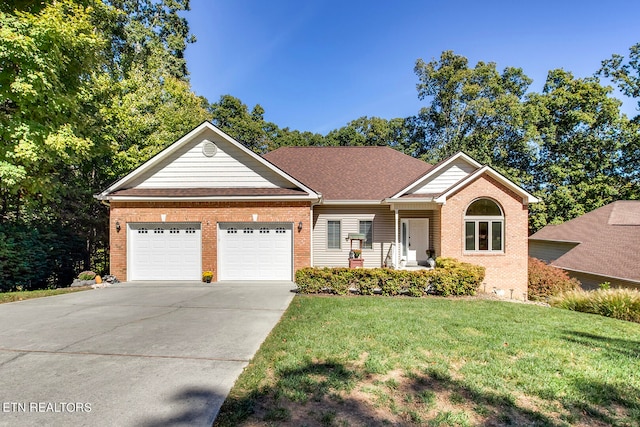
96;122;538;299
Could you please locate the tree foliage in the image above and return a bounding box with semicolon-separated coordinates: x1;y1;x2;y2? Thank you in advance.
413;51;536;186
527;70;635;229
0;0;208;289
600;42;640;121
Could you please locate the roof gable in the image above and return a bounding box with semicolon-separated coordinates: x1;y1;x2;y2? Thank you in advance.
98;122;317;200
391;152;480;198
389;152;538;205
263;146;433;201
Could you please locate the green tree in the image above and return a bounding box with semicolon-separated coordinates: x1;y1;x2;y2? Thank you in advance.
0;1;107;213
527;69;634;231
599;42;640;121
413;51;536;185
0;0;208;288
103;0;195;79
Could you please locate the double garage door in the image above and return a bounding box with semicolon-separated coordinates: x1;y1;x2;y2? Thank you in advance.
128;222;293;281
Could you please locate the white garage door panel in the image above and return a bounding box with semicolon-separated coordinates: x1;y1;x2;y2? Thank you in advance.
129;223;201;281
218;223;293;281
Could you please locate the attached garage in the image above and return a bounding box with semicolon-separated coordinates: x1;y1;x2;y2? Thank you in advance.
218;222;293;281
128;223;202;281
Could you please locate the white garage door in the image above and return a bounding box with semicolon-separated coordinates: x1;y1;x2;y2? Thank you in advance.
128;223;201;281
218;222;293;281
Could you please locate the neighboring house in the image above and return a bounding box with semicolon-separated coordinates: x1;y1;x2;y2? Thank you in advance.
529;201;640;290
96;122;538;298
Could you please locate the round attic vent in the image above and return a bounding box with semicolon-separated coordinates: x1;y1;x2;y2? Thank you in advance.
202;140;217;157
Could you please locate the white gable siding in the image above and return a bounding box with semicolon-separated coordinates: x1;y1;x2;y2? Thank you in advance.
409;159;476;195
129;130;294;189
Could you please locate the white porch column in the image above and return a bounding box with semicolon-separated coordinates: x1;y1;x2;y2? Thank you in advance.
394;208;399;268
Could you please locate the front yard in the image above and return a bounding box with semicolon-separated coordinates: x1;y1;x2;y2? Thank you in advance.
215;295;640;426
0;287;90;304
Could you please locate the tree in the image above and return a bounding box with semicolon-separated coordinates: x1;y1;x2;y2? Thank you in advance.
0;0;208;288
527;69;634;230
0;1;108;216
413;51;536;185
600;42;640;122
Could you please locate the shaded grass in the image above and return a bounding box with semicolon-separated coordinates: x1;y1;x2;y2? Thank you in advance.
215;296;640;426
0;287;90;304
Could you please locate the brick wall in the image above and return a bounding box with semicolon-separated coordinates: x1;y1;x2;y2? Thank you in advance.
440;174;530;300
109;201;311;282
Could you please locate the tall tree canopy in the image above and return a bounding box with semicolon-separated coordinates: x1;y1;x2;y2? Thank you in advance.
527;69;635;230
600;42;640;122
0;0;209;290
413;51;536;186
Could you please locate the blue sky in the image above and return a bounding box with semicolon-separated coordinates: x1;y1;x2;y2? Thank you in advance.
184;0;639;134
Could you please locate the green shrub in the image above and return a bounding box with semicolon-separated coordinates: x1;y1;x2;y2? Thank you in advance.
528;257;580;301
78;271;97;281
295;259;484;298
551;288;640;323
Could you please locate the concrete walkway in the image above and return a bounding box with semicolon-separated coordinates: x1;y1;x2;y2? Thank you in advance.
0;281;295;426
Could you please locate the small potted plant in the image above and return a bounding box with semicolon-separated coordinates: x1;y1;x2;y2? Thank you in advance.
352;249;362;259
202;271;213;283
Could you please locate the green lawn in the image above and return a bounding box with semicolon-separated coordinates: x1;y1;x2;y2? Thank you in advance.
215;295;640;427
0;287;90;304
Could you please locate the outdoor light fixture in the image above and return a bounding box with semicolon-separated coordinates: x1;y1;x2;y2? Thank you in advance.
298;221;303;232
115;221;121;233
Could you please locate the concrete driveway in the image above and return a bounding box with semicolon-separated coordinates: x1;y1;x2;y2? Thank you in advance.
0;281;295;427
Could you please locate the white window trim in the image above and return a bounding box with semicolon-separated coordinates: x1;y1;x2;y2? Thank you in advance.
327;220;341;250
463;198;505;254
358;219;374;250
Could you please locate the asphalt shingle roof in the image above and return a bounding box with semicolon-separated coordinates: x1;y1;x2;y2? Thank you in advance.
263;146;433;200
529;201;640;282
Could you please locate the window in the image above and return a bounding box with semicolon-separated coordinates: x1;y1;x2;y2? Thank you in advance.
275;227;286;234
138;228;148;234
153;228;164;234
359;220;373;249
259;227;270;234
169;227;180;234
327;220;341;249
226;227;237;234
464;199;503;252
185;227;196;234
243;227;254;234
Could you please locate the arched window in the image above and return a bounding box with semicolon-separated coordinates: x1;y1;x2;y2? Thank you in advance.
464;199;504;252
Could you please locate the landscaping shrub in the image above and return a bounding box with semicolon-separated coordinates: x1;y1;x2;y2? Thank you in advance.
295;259;485;297
551;288;640;323
77;271;97;281
528;257;580;301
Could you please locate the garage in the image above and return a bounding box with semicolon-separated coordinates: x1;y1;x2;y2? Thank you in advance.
128;223;202;281
218;222;293;281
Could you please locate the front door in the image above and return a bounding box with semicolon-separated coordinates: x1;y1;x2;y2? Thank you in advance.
401;219;429;266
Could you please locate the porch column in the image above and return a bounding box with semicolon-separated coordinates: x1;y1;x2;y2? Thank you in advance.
394;208;399;268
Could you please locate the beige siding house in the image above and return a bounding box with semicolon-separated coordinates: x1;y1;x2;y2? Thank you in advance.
529;201;640;290
265;146;537;299
98;122;538;299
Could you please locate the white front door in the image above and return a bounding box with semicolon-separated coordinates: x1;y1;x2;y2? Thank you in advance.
401;219;429;266
218;222;293;281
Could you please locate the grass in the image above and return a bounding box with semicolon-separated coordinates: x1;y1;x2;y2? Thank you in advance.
214;295;640;427
0;287;90;304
